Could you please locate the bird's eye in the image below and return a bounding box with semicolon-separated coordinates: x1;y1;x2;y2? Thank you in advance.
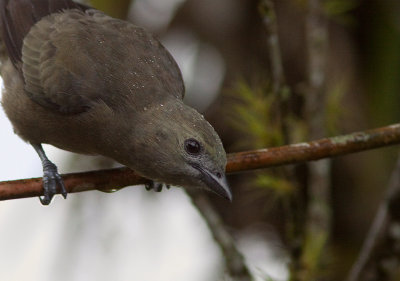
184;138;202;155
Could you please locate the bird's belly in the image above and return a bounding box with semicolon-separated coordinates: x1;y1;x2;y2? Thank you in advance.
1;73;99;155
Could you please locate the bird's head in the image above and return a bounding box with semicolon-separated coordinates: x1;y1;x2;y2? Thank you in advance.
124;100;232;201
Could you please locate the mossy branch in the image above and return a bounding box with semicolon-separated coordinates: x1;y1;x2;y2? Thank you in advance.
1;123;400;201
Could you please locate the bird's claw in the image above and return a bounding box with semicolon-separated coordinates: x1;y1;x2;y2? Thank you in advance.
39;160;67;205
145;181;170;192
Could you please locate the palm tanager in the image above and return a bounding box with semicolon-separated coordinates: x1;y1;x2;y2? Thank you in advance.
0;0;232;204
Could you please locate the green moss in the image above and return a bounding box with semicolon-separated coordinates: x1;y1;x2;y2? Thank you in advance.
89;0;132;19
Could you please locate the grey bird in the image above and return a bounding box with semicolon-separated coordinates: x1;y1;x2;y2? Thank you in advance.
0;0;231;204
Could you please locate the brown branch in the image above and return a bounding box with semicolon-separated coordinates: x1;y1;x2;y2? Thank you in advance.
0;167;149;200
187;191;253;281
227;123;400;172
1;123;400;201
300;0;331;279
259;0;285;95
346;155;400;281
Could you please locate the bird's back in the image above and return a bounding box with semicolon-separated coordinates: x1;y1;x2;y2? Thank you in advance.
0;0;231;203
0;0;88;68
0;0;184;114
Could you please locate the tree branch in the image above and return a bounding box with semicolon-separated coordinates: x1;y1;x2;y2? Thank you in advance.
301;0;331;279
1;123;400;201
187;191;253;281
227;123;400;172
346;154;400;281
259;0;285;95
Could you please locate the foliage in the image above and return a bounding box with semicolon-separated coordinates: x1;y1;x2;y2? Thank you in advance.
229;81;284;149
323;0;359;25
325;78;347;136
323;0;358;15
89;0;131;19
228;81;297;199
255;174;295;197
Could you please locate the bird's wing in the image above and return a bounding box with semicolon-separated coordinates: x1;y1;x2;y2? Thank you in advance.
21;9;109;114
1;0;184;115
0;0;88;68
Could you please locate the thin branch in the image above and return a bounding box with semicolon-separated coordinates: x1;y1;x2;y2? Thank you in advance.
259;0;285;95
227;123;400;172
300;0;331;279
188;191;253;281
0;167;149;200
259;0;291;141
346;155;400;281
259;3;305;278
0;123;400;201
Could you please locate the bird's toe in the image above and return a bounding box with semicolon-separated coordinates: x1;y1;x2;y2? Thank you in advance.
145;181;168;192
39;161;67;205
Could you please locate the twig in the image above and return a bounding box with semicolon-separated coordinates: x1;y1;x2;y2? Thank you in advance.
259;0;291;141
259;0;285;95
227;123;400;172
0;167;149;200
346;155;400;281
0;123;400;201
259;2;304;278
188;191;253;281
300;0;331;279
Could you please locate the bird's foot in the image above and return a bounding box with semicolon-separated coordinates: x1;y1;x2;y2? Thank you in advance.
39;159;67;205
145;181;170;192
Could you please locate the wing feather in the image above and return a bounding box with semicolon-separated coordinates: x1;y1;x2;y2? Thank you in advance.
1;0;185;115
0;0;88;67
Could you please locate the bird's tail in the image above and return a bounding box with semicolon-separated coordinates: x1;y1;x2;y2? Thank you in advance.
0;0;88;68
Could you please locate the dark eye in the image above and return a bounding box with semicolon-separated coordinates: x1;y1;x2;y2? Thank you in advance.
184;138;202;155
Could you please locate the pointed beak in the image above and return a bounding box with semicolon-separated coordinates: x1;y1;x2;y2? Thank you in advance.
193;165;232;201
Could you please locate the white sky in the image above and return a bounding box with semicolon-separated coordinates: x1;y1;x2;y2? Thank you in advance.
0;79;287;281
0;78;223;281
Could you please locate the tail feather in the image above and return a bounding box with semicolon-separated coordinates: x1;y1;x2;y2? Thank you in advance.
0;0;88;68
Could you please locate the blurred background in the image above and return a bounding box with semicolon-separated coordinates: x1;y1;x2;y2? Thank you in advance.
1;0;400;280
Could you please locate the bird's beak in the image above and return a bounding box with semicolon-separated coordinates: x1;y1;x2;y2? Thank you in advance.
193;165;232;201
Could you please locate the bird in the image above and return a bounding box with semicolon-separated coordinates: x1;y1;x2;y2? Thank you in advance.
0;0;231;205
